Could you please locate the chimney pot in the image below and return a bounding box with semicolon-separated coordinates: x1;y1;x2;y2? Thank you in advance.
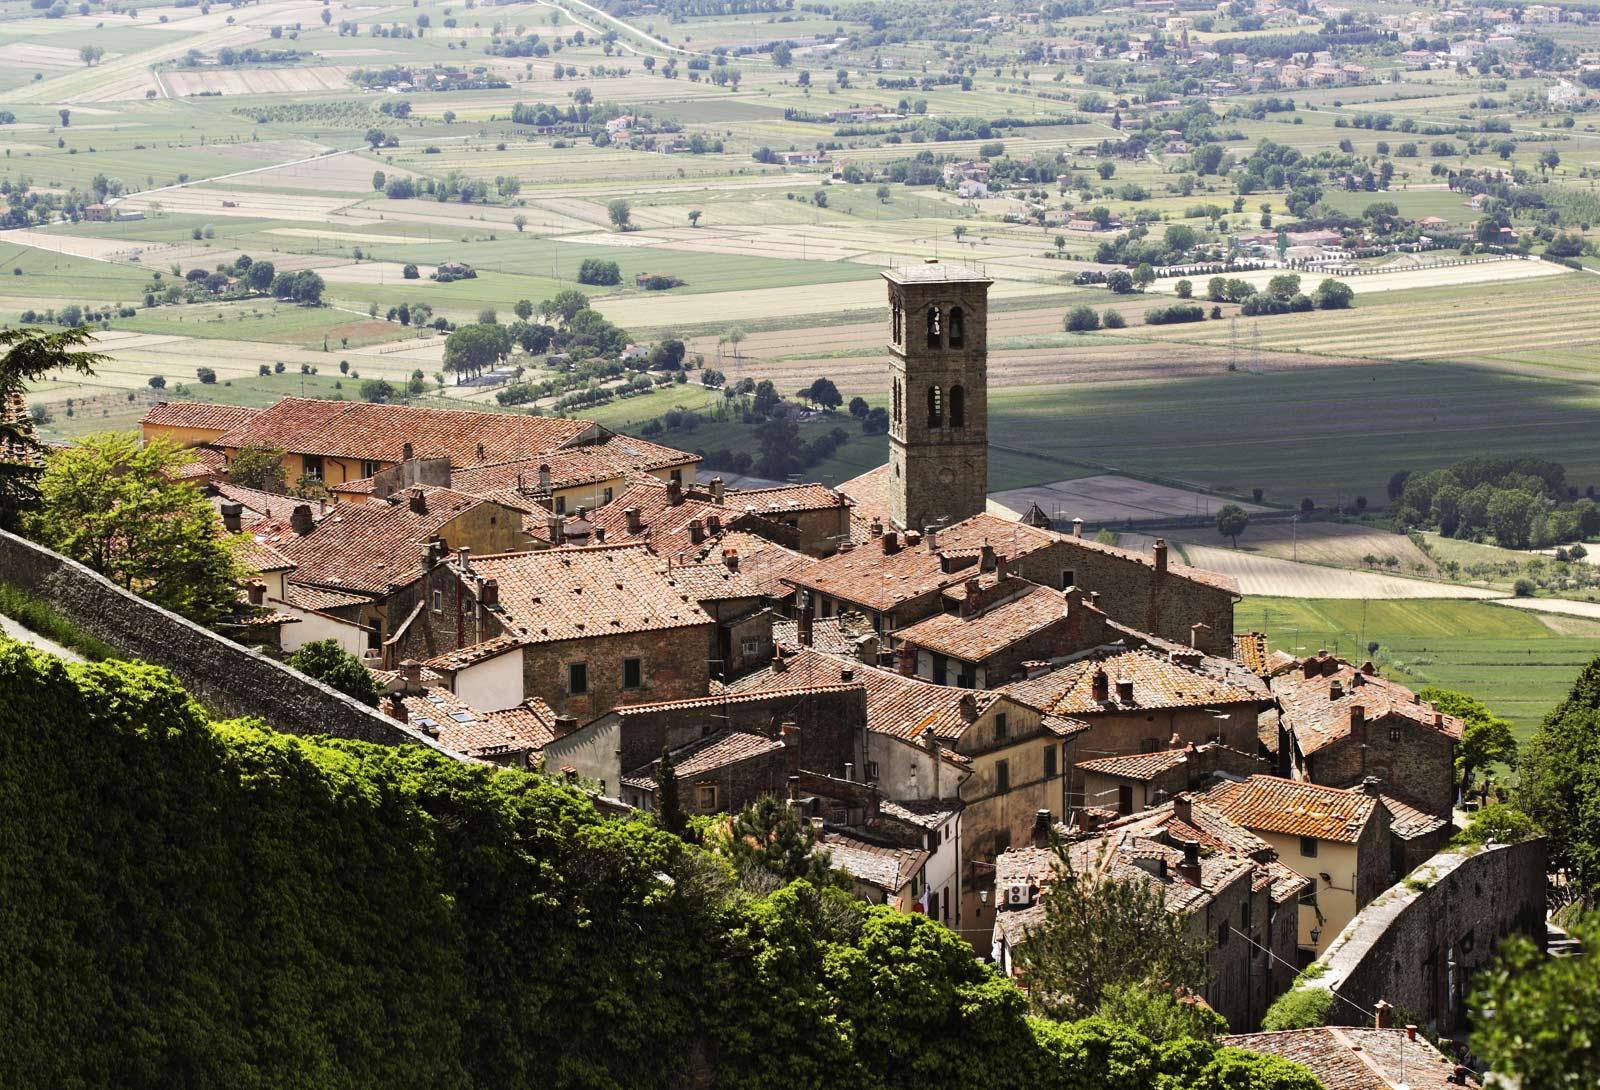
458;546;471;572
481;578;499;607
1374;1000;1394;1029
1172;794;1193;826
707;514;721;535
387;693;408;723
402;441;414;460
870;516;883;538
1031;808;1052;848
246;581;265;606
625;506;643;535
980;542;996;571
896;646;916;676
409;490;428;515
772;654;788;672
1092;668;1110;703
924;526;939;553
220;501;243;533
538;463;551;490
401;659;423;695
666;478;683;506
1072;517;1084;538
710;476;724;503
787;774;800;801
840;666;854;683
722;549;740;572
593;527;606;543
1177;839;1203;885
1153;538;1169;575
797;606;814;647
882;530;900;554
689;518;705;545
1405;1024;1417;1042
290;503;314;535
1330;679;1344;701
843;761;854;782
553;713;579;738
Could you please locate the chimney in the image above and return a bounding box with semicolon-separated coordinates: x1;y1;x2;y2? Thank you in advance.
958;692;978;721
710;476;724;503
409;490;428;516
1374;1000;1393;1029
593;527;606;543
458;546;471;572
781;722;800;748
1350;671;1364;688
290;504;314;535
1072;517;1083;538
797;606;814;647
1330;679;1344;701
706;514;721;535
1031;808;1052;849
1064;585;1084;612
387;692;408;723
625;506;642;535
475;442;485;462
1172;794;1193;826
1117;680;1135;704
772;653;788;673
1302;657;1320;680
1351;704;1365;734
402;441;414;460
667;478;683;506
843;761;854;782
1153;538;1168;576
220;501;243;533
546;515;563;546
1092;668;1110;703
924;526;939;553
787;774;800;802
689;518;705;545
1405;1024;1418;1042
882;530;900;555
896;645;916;676
538;463;551;491
401;659;423;695
552;713;579;738
1177;839;1202;886
246;581;265;606
722;549;740;572
840;666;854;683
869;516;883;538
552;515;566;546
1360;775;1383;797
961;577;981;617
980;542;996;571
480;578;499;607
995;553;1008;579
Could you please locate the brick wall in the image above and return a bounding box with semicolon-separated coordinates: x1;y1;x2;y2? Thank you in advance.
1311;839;1547;1034
524;625;714;720
0;529;452;754
1045;539;1237;655
1066;703;1265;808
1307;715;1456;819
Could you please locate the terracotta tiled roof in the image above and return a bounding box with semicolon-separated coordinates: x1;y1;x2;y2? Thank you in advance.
613;683;864;718
235;536;296;574
212;396;602;467
392;687;556;758
422;634;523;672
625;730;785;789
1273;655;1464;757
1219;1028;1479;1089
773;615;869;656
786;513;1062;614
705;531;817;600
172;446;228;481
725;481;848;516
878;797;961;830
819;830;928;893
1076;748;1191;781
893;581;1076;662
275;486;499;595
835;463;891;530
468;544;714;646
450;438;697;496
1380;793;1448;840
665;558;766;603
1233;632;1271;676
1101;799;1311;905
1002;648;1265;716
280;583;370;613
1204;776;1378;844
587;479;739;561
142;400;264;433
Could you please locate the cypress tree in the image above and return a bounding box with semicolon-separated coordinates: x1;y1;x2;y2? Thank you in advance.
655;746;685;835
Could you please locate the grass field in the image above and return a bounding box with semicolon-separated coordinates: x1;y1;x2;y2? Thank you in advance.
1235;597;1600;737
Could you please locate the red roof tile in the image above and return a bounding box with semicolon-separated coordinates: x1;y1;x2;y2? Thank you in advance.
142;400;264;433
625;730;786;788
893;581;1077;662
1219;1028;1479;1089
1272;655;1464;757
1204;776;1378;844
819;830;928;893
1002;648;1265;716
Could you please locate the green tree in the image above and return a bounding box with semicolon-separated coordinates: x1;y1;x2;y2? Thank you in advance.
607;198;631;230
805;377;842;411
1107;270;1135;294
720;795;837;889
1313;279;1354;310
1132;264;1155;292
29;433;244;624
688;209;702;227
655;746;685;835
513;298;533;321
1487;488;1541;548
1216;503;1250;547
1065;304;1101;333
1174;278;1193;299
442;323;511;383
1260;985;1333;1031
754;416;798;478
1416;686;1517;794
360;378;397;403
1518;656;1600;898
286;638;381;705
545;289;590;325
1454;802;1541;846
848;396;869;418
1015;842;1210;1019
1266;273;1301;299
1094;982;1228;1043
0;327;103;529
1472;913;1600;1088
227;445;287;493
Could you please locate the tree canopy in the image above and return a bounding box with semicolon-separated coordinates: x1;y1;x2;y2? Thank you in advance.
0;327;104;529
287;639;380;706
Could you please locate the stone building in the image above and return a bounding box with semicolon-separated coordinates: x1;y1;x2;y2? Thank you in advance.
1077;740;1268;817
1269;652;1463;820
1221;1027;1478;1088
882;261;992;533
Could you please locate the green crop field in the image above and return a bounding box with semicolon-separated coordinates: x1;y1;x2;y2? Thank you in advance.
1235;597;1600;736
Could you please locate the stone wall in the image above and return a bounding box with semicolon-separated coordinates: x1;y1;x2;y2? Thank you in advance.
1051;539;1237;656
1310;839;1547;1035
0;529;453;755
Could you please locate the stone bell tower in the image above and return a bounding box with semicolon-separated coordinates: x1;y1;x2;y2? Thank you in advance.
882;260;991;533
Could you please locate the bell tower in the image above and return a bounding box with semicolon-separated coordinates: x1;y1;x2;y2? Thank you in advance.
882;260;991;532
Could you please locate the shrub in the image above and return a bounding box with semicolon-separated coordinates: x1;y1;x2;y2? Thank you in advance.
1103;309;1127;329
1260;986;1333;1031
1144;303;1205;326
286;638;380;705
1065;304;1101;333
1453;803;1541;846
1514;578;1536;597
577;258;621;286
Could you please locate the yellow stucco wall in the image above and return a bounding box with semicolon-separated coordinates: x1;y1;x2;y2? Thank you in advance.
143;423;231;449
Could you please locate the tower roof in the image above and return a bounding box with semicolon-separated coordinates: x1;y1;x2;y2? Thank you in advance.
882;260;992;285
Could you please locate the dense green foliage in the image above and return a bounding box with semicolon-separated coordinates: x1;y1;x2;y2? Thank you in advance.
1416;686;1517;793
1389;455;1598;548
287;639;381;706
0;642;1323;1090
0;327;103;529
1258;986;1333;1032
1518;655;1600;901
1472;913;1599;1087
29;433;245;624
1095;983;1228;1044
1453;802;1542;846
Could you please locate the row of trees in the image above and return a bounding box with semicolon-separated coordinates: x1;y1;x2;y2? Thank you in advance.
1387;456;1599;548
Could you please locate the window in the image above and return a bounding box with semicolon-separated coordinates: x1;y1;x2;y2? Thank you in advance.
957;669;975;689
360;459;382;479
302;455;323;480
995;759;1010;794
567;661;589;694
670;469;683;484
554;495;567;515
1218;924;1229;947
927;384;942;427
892;378;902;426
603;487;614;505
1389;724;1402;743
1300;879;1319;908
949;384;965;427
994;829;1011;855
994;713;1008;741
1060;569;1076;590
622;657;642;689
1299;836;1319;859
948;306;964;348
431;589;443;613
866;761;879;781
1044;744;1058;779
1241;900;1252;929
695;784;718;812
740;638;762;656
932;655;947;685
1117;784;1134;815
891;302;902;344
926;305;941;348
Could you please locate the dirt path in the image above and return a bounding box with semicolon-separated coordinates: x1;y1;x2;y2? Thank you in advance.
0;614;86;662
